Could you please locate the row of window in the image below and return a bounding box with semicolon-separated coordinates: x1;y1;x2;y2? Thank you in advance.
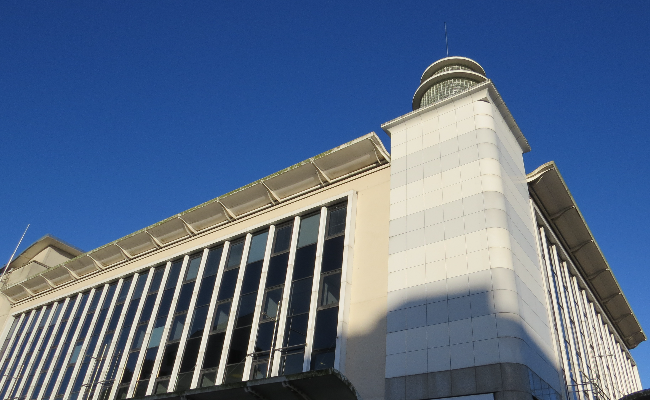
0;202;349;400
537;226;639;400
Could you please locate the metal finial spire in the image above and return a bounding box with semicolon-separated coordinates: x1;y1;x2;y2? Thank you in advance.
444;22;449;57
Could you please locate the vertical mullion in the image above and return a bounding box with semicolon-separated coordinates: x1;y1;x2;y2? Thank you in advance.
575;287;600;388
106;267;157;400
6;309;44;397
190;242;230;388
26;298;69;400
563;271;589;383
585;294;606;392
538;230;572;391
0;314;25;389
242;226;275;381
142;257;190;396
550;246;581;389
90;273;141;400
334;195;355;373
15;303;58;398
215;234;252;384
167;248;209;391
0;311;34;393
63;285;109;400
77;279;123;400
302;207;328;372
49;288;98;399
37;295;82;400
270;217;300;377
125;256;180;398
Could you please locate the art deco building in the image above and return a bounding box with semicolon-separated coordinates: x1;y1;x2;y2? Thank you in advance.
0;57;643;400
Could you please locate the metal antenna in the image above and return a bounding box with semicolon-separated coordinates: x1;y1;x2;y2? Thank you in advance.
444;22;449;57
1;224;30;285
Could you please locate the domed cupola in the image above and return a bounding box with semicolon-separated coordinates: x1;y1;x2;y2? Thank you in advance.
412;57;487;110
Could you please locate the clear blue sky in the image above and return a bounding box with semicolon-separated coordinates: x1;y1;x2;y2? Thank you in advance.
1;0;648;387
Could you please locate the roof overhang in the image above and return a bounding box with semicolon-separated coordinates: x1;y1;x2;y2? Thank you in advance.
1;133;389;304
527;161;645;349
128;369;360;400
4;235;83;271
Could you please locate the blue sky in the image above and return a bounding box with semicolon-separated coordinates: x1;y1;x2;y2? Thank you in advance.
1;0;649;386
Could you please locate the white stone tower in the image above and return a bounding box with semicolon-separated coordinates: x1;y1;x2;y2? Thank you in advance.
381;57;563;400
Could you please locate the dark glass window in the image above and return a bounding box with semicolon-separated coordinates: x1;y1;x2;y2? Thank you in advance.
236;293;257;328
284;314;309;347
291;244;317;281
159;343;179;376
240;261;263;295
255;322;275;352
261;288;283;320
319;273;341;308
189;306;209;338
247;232;269;264
227;326;251;364
217;269;238;301
180;338;201;373
273;224;293;254
297;214;320;248
320;235;345;273
326;204;347;238
265;253;289;288
281;352;304;375
289;278;312;316
212;302;231;333
226;241;245;270
196;275;216;306
169;314;186;341
175;283;194;313
312;307;339;350
204;246;223;277
202;333;226;369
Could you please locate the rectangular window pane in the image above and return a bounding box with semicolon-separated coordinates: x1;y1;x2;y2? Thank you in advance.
281;351;304;375
247;231;269;264
265;253;289;288
272;224;293;254
262;288;283;320
217;269;238;301
319;273;341;307
312;307;339;351
289;278;312;316
326;204;347;238
196;275;216;307
236;293;257;328
226;241;245;270
284;314;309;347
321;235;345;273
297;214;320;248
179;338;201;373
204;246;223;277
226;326;251;365
255;321;275;352
158;343;179;377
240;261;263;295
169;314;186;342
212;302;231;333
185;254;202;281
175;282;195;313
202;333;226;369
165;260;183;290
291;244;317;281
189;306;209;338
149;317;166;348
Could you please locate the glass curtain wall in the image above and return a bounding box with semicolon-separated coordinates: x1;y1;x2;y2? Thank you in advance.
85;277;133;400
0;308;42;399
42;292;90;399
19;304;61;400
174;246;222;391
151;253;203;394
117;264;171;398
250;222;294;379
0;200;350;400
222;230;269;383
68;282;118;400
33;300;75;399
